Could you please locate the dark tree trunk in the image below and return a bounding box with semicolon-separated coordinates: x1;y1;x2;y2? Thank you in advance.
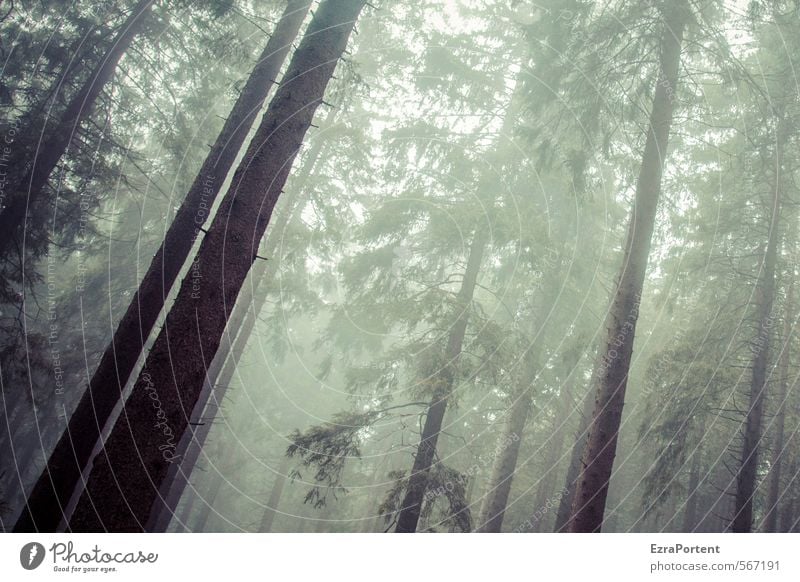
763;280;792;532
731;124;784;533
146;101;332;532
13;0;312;534
0;0;154;255
476;388;531;532
259;455;291;532
395;229;487;533
65;0;365;532
568;3;687;533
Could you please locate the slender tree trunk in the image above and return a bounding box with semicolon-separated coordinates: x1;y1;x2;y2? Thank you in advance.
731;121;784;533
763;280;792;532
476;388;531;532
13;0;313;534
66;0;366;532
395;229;487;533
568;3;687;532
528;377;572;531
0;0;154;255
780;464;796;532
259;456;291;532
682;440;704;532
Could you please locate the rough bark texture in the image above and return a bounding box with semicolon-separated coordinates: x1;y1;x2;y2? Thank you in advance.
395;229;487;533
0;0;154;256
146;101;331;532
476;388;531;532
65;0;365;532
568;4;687;533
731;121;784;533
763;281;792;532
13;0;312;534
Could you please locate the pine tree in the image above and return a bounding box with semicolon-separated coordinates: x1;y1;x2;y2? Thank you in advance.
66;0;367;532
13;0;312;534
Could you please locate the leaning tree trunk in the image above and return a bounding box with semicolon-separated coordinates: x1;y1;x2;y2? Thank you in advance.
66;0;366;532
0;0;154;255
568;3;687;533
13;0;312;534
476;387;532;532
763;279;792;532
731;121;784;533
395;229;488;533
146;104;334;532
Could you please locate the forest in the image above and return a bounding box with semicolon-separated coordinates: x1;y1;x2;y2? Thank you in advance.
0;0;798;534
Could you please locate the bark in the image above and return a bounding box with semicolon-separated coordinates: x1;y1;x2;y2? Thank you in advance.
147;105;334;530
476;388;532;532
395;229;487;533
259;455;291;532
731;124;784;533
763;281;792;532
66;0;365;532
13;0;312;533
0;0;154;255
568;4;687;532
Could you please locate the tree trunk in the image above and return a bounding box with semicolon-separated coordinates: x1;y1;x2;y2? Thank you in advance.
476;388;531;532
395;229;487;533
763;280;792;532
13;0;312;534
0;0;154;255
65;0;366;532
731;122;784;533
568;3;687;533
259;455;291;532
682;439;704;532
145;101;332;532
528;376;572;532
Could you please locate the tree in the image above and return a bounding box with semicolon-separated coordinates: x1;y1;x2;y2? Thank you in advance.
568;1;690;532
65;0;368;532
395;228;488;532
731;116;785;533
0;0;155;287
763;275;794;532
14;0;312;534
